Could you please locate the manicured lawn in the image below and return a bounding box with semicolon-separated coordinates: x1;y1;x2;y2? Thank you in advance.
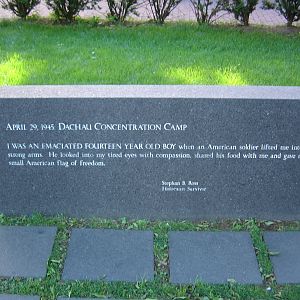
0;20;299;86
0;214;300;300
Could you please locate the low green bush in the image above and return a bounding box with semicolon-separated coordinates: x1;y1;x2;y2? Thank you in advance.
263;0;300;26
46;0;98;23
106;0;140;22
148;0;182;24
225;0;258;25
190;0;226;24
0;0;40;19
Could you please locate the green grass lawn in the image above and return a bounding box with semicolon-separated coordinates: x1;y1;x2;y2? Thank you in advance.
0;20;299;86
0;215;300;300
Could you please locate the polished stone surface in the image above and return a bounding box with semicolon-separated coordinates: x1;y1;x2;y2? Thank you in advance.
1;86;299;220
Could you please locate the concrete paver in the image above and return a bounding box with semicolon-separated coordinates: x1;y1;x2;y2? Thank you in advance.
169;231;262;284
62;229;154;282
58;298;124;300
0;226;57;278
58;298;121;300
264;232;300;284
0;296;39;300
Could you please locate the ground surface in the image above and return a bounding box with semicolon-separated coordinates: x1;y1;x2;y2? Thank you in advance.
0;215;300;299
0;5;299;300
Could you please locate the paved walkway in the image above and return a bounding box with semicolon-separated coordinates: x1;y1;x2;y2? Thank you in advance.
0;0;293;26
0;225;300;299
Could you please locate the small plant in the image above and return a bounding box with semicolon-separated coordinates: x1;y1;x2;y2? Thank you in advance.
46;0;98;23
190;0;227;24
0;0;40;19
225;0;258;25
106;0;141;22
263;0;300;26
148;0;182;24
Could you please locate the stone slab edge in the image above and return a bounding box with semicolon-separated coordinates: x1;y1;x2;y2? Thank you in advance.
0;85;299;100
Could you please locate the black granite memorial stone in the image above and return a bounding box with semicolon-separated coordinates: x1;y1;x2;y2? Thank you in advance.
0;96;299;220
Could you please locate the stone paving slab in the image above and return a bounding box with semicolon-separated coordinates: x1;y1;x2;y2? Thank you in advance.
264;232;300;284
0;295;40;300
58;298;120;300
58;299;106;300
59;298;128;300
58;298;126;300
62;229;154;282
0;226;57;278
169;231;262;284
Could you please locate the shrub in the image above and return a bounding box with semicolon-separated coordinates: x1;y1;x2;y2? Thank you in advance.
0;0;40;19
190;0;226;24
225;0;258;25
148;0;182;24
106;0;141;22
263;0;299;26
46;0;97;23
